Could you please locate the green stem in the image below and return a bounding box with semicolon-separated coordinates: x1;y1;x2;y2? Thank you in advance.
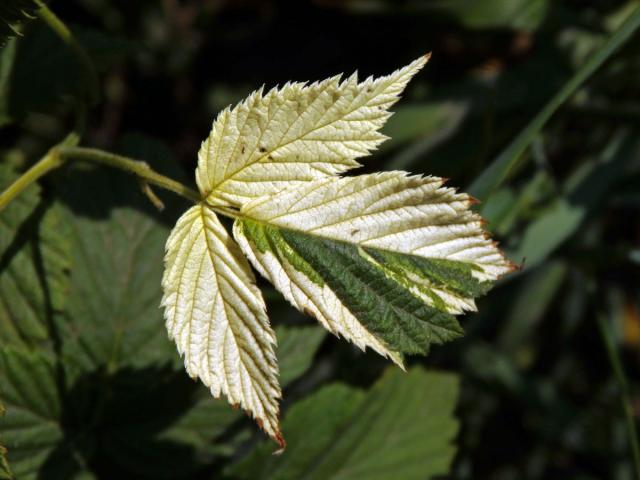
0;120;84;213
596;313;640;478
0;151;64;211
57;146;201;203
469;6;640;200
0;146;202;213
34;0;100;104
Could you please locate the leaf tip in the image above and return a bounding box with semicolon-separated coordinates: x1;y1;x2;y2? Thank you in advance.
273;433;287;454
467;195;481;206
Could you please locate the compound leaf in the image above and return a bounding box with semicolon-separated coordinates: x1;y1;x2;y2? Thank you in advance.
161;204;282;447
197;56;428;207
234;172;513;365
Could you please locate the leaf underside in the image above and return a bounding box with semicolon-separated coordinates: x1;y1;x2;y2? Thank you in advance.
234;172;513;365
162;56;513;447
196;55;428;207
161;204;282;447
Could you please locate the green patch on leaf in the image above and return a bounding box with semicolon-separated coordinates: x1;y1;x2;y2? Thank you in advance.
365;248;492;299
241;219;464;356
240;218;324;286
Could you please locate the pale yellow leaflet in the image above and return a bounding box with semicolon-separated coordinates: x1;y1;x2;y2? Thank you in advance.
161;204;283;447
196;56;429;207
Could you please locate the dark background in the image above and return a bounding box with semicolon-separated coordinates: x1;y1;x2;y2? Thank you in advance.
2;1;640;478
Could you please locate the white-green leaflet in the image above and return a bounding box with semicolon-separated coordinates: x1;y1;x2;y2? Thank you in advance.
161;55;514;448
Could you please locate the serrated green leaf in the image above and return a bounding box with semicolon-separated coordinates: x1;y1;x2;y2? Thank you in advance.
102;325;326;477
228;368;459;480
0;347;88;480
197;56;427;207
512;134;637;269
0;162;71;349
432;0;548;31
0;401;11;480
234;172;513;364
275;325;325;385
469;6;640;200
161;203;282;447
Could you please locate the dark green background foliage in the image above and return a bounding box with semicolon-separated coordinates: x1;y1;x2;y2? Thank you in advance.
1;0;639;479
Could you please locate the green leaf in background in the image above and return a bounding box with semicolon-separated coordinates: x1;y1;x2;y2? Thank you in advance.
148;325;324;460
0;402;11;480
0;162;71;349
513;134;639;268
229;368;459;480
0;0;41;47
326;0;547;30
498;261;567;356
383;101;469;171
0;347;78;480
0;38;16;127
1;134;331;479
431;0;548;31
469;6;640;201
276;325;325;386
53;137;185;376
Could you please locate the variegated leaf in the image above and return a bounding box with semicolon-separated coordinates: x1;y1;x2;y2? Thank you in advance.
233;172;514;365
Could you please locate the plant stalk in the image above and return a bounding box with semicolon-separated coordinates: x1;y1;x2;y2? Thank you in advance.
0;146;202;213
469;5;640;200
0;151;64;211
56;146;202;204
597;313;640;478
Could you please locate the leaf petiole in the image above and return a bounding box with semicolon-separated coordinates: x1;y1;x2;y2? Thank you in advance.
0;145;204;213
0;149;64;212
56;146;202;204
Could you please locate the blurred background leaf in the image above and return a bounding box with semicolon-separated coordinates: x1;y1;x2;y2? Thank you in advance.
229;368;459;480
0;402;10;480
0;161;70;350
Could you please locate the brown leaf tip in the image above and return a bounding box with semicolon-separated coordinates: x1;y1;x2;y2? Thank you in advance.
468;195;481;206
273;433;287;455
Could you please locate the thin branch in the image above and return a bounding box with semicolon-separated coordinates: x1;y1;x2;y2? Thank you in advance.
56;146;202;204
597;313;640;478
